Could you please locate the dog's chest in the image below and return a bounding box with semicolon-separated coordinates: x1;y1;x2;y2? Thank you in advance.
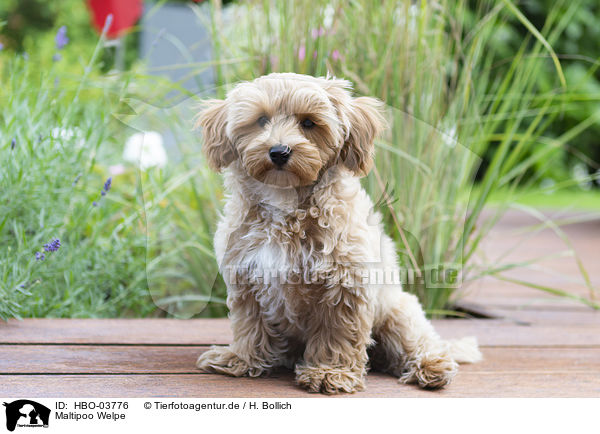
225;208;328;322
230;206;324;268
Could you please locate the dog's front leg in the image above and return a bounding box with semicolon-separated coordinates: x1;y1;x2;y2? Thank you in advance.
295;287;374;394
197;293;286;377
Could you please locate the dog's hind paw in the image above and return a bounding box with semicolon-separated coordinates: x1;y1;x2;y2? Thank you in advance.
399;351;458;389
196;346;266;377
295;364;365;394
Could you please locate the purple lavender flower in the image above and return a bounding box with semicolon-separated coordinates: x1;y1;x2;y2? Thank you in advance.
72;173;82;186
101;177;112;196
331;49;341;61
35;252;45;261
94;177;113;204
11;138;16;150
0;42;4;51
52;53;62;62
43;238;61;252
55;26;69;50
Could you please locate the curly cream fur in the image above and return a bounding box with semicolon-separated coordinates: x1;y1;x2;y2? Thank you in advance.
195;73;481;394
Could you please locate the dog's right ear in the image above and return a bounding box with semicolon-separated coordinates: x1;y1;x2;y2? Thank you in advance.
196;99;236;171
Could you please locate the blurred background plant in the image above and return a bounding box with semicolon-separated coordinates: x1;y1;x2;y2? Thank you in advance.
1;0;598;320
478;0;600;190
0;52;153;319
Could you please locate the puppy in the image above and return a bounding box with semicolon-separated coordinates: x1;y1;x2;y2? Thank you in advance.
196;73;481;393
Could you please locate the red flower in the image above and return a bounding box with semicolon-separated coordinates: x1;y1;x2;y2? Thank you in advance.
87;0;142;38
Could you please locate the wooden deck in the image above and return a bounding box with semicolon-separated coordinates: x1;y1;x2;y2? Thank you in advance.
1;210;599;397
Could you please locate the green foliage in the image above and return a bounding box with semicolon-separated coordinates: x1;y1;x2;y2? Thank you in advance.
473;0;600;185
0;0;140;73
0;0;57;51
0;22;229;319
0;54;157;319
1;0;598;319
119;100;228;318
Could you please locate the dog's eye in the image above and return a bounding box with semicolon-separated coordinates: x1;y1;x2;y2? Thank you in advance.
257;115;269;127
300;118;315;129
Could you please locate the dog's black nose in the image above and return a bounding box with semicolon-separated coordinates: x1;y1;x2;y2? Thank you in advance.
269;145;292;167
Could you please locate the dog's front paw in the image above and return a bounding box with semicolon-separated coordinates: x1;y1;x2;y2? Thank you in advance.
295;364;365;394
399;351;458;389
196;346;266;377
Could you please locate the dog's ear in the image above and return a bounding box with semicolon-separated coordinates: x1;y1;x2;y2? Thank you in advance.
196;99;236;171
340;96;386;176
322;80;386;176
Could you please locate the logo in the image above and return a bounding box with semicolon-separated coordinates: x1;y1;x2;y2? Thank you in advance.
3;401;50;432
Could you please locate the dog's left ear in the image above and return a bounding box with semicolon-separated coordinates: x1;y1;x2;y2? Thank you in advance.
341;96;386;176
323;80;386;176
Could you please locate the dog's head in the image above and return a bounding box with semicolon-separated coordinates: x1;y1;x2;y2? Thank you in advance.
197;73;386;187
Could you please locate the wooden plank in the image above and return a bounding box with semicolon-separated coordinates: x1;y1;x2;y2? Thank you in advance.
2;317;600;346
1;372;598;398
472;289;600;308
0;345;204;374
470;209;600;311
1;346;599;374
435;320;600;347
0;318;233;345
459;276;598;311
491;309;600;325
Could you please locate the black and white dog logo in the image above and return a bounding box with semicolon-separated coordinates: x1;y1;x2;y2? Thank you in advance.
3;400;50;432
